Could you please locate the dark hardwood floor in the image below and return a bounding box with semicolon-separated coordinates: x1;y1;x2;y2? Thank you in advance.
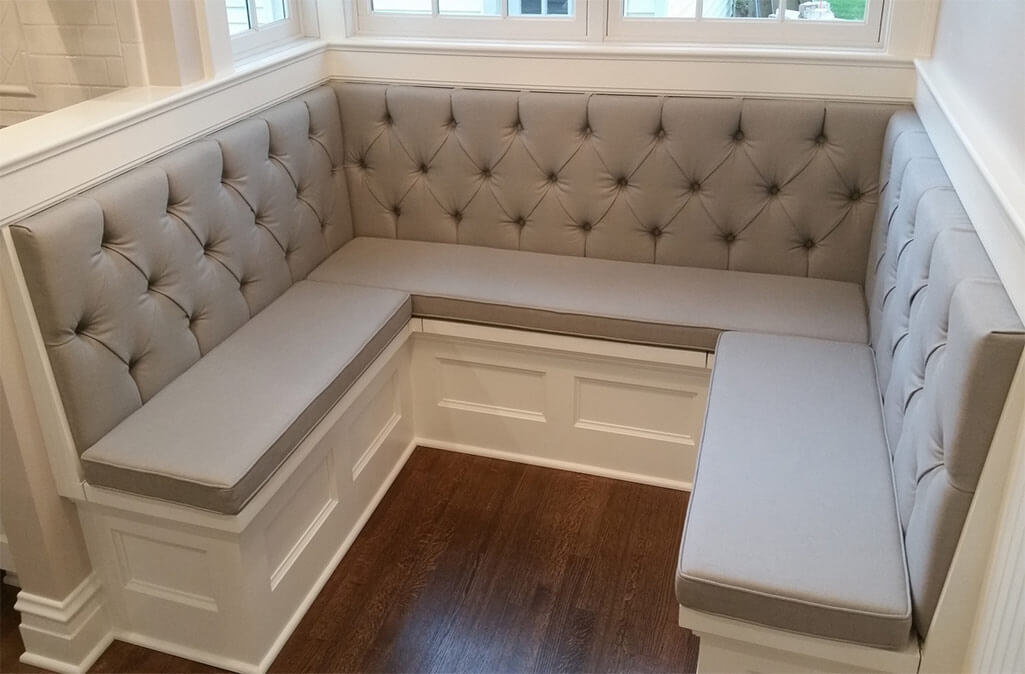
1;447;698;673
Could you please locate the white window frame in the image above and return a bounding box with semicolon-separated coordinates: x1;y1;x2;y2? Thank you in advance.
354;0;588;41
351;0;887;49
229;0;304;58
607;0;885;48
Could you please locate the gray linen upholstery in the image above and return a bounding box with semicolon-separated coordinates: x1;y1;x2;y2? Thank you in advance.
81;281;411;514
676;331;912;650
309;237;868;350
677;110;1025;646
10;86;352;454
333;82;902;284
863;112;1025;634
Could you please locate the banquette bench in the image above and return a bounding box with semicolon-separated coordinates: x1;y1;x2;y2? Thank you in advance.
3;83;1021;673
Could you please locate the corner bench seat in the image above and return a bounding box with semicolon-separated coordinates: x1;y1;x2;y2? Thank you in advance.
677;331;911;650
310;237;870;350
80;281;411;515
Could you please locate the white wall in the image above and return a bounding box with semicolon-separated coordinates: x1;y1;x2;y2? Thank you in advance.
931;0;1025;171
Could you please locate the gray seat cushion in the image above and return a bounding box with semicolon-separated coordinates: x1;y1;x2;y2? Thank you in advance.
676;331;912;649
81;281;411;515
309;238;868;350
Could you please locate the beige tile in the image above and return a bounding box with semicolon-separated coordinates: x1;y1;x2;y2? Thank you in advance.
120;40;146;85
28;54;108;85
96;0;115;24
37;82;93;109
112;0;140;42
21;24;80;54
79;25;120;55
18;0;99;25
105;55;126;85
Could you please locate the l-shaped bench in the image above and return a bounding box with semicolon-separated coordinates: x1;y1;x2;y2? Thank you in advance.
4;83;1022;673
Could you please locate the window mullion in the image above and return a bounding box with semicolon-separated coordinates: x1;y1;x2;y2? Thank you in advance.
247;0;259;30
695;0;703;20
431;0;440;17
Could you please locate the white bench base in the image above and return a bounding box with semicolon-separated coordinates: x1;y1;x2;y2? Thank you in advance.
51;320;712;673
679;606;921;674
73;328;417;673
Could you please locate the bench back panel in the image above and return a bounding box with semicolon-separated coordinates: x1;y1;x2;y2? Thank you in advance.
333;82;902;285
10;86;352;453
867;111;1025;635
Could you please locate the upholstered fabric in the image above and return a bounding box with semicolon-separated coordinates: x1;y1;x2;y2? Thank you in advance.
676;331;912;650
10;86;352;453
309;237;869;350
81;281;410;515
333;82;902;284
864;111;1025;634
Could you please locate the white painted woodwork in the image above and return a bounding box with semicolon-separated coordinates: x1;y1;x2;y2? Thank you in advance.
411;320;710;491
76;333;416;673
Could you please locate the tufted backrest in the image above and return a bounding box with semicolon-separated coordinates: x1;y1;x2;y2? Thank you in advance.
867;112;1025;635
10;86;352;453
333;82;902;284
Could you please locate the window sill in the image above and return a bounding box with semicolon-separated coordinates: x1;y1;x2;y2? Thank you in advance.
329;35;913;67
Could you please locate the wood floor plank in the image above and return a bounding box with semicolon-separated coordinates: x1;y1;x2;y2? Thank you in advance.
0;447;698;674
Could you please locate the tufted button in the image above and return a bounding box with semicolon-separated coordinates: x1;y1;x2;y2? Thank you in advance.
383;113;393;125
392;205;402;217
650;226;663;238
850;189;862;201
128;356;139;370
513;120;523;132
804;239;816;249
447;118;458;129
452;209;462;221
655;127;666;140
419;163;429;174
816;134;827;145
481;167;492;179
547;172;558;184
724;232;737;243
582;125;592;137
580;221;593;231
733;129;745;142
617;176;629;188
768;184;780;196
516;216;527;227
357;157;368;170
690;180;701;192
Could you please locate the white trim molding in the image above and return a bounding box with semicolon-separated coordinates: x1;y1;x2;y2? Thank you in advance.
327;39;918;101
14;573;113;674
914;64;1025;319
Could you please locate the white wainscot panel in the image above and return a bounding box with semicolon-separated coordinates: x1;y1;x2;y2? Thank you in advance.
436;357;547;422
349;371;403;481
412;325;709;490
574;377;698;446
263;453;338;590
113;530;218;612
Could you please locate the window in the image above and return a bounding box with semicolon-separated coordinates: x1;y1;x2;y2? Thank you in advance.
608;0;882;46
227;0;302;57
353;0;884;48
354;0;587;40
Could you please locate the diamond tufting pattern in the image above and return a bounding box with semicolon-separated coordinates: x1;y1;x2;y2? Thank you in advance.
333;82;903;284
865;112;1025;635
10;86;352;453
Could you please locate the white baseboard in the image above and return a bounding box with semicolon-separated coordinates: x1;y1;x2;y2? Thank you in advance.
420;437;693;491
14;572;112;674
